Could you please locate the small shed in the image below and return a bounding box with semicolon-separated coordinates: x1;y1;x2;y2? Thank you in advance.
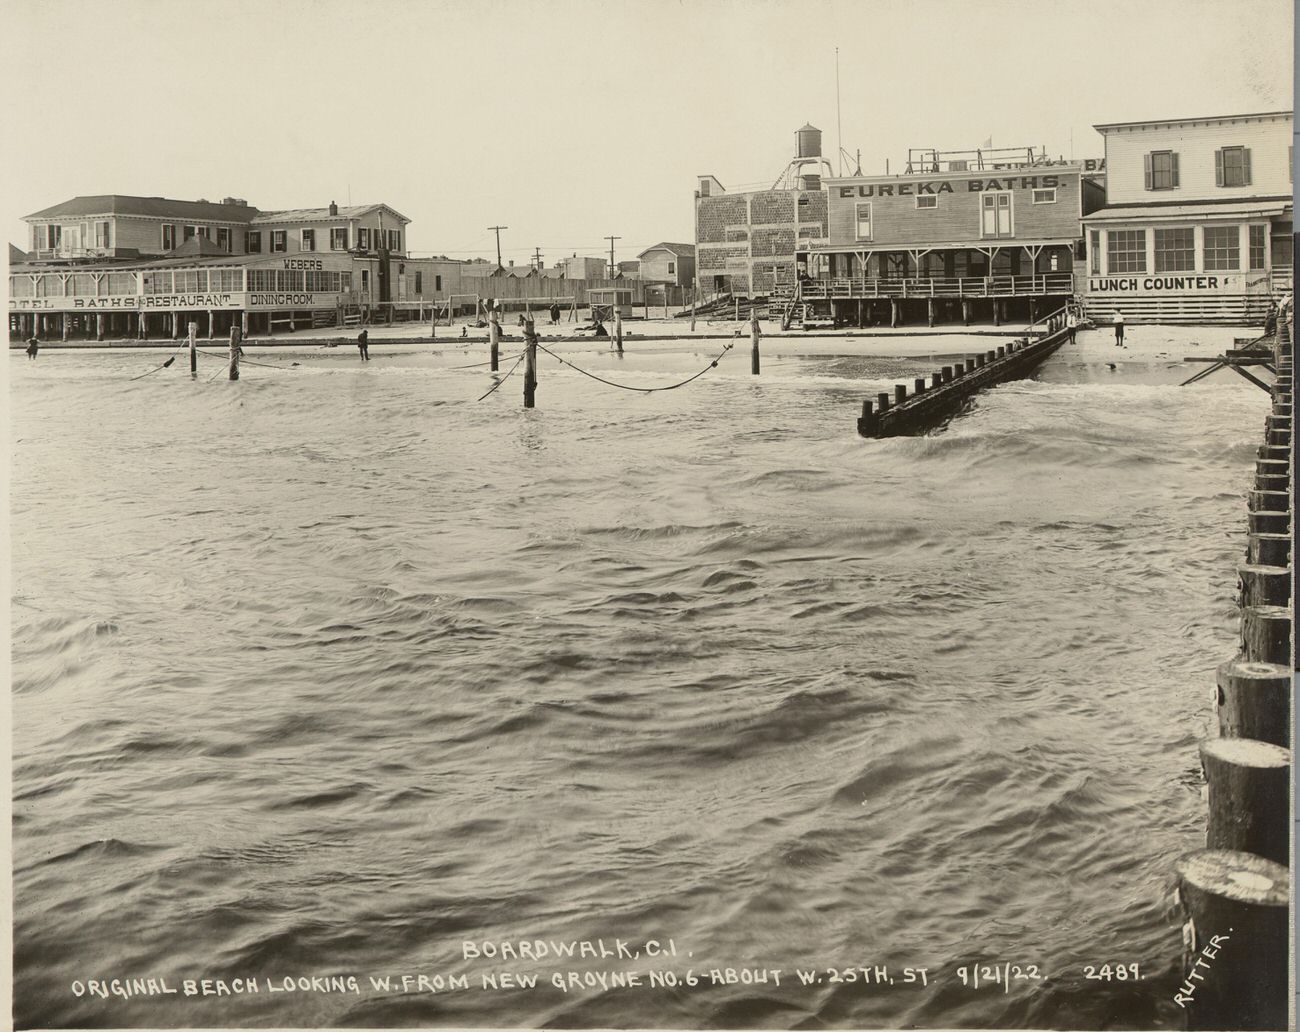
587;287;633;321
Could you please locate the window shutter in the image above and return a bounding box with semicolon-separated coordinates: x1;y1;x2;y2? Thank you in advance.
1144;152;1153;190
1214;149;1224;187
1243;148;1252;185
1170;152;1179;188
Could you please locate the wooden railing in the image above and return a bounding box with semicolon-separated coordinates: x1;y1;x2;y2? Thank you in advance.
798;273;1076;300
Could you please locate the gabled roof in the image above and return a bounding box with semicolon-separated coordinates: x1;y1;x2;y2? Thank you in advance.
9;243;28;264
252;203;409;225
24;195;260;222
638;242;695;259
166;236;231;257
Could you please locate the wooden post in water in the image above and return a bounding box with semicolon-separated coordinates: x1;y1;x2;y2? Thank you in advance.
615;306;624;355
1199;738;1289;865
876;392;890;414
894;384;906;404
914;377;926;395
931;372;942;389
522;314;537;409
1174;850;1288;1030
1216;660;1290;746
1242;605;1291;664
941;365;954;383
858;399;875;435
986;349;996;364
228;324;241;381
188;321;197;378
1247;532;1290;567
488;309;500;372
750;310;760;375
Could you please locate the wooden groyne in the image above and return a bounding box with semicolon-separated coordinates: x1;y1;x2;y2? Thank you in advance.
1173;306;1291;1031
856;314;1072;438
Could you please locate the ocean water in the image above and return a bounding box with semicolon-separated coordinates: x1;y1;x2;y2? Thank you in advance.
10;334;1268;1029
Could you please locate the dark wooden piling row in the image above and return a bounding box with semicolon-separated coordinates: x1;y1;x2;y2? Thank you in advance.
1176;312;1291;1032
857;325;1069;438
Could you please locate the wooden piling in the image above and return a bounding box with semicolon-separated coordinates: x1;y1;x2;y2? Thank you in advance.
876;392;890;413
228;324;241;381
1199;738;1289;865
1249;490;1289;513
890;300;899;328
61;313;69;342
96;313;105;342
1247;532;1291;567
858;400;875;436
996;345;1006;358
1241;604;1291;665
616;307;625;355
1174;850;1288;1030
1256;473;1289;492
523;315;537;409
962;300;971;326
992;300;1001;327
927;298;935;328
894;384;906;404
208;310;216;340
941;365;954;383
188;321;197;378
488;309;500;371
914;377;926;395
750;311;760;375
1247;509;1290;535
931;372;942;389
1215;659;1291;746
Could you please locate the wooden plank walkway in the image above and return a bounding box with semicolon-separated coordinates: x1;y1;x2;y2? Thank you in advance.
857;325;1071;438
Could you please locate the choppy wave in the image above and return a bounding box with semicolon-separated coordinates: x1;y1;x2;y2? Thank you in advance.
10;344;1264;1028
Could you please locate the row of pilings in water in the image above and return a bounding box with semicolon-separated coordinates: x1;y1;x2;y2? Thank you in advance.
1172;311;1292;1031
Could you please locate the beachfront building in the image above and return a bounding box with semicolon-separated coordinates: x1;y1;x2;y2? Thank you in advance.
1081;110;1293;324
637;243;695;286
794;148;1106;325
9;193;461;340
695;125;834;299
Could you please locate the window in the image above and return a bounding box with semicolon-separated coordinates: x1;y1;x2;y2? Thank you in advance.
358;228;370;250
387;229;401;251
915;195;939;209
667;261;676;274
301;228;316;252
1249;225;1266;270
1144;151;1179;190
415;271;423;294
340;272;352;292
1089;230;1101;274
248;231;261;253
1215;147;1251;187
46;225;62;249
980;192;1013;237
271;230;287;253
162;224;176;251
855;202;873;240
196;226;210;240
1203;225;1240;270
216;227;231;252
361;269;370;293
331;227;348;250
183;225;196;241
1107;229;1146;273
95;221;111;248
1031;188;1057;204
1154;228;1195;272
435;274;442;291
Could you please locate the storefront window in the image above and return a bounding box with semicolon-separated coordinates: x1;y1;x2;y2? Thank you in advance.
1248;225;1267;270
1203;226;1240;270
1154;228;1195;272
1107;229;1146;273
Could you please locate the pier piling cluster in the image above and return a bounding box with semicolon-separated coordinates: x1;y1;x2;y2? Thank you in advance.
1173;306;1292;1031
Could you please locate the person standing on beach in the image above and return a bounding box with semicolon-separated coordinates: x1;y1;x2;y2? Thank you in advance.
549;302;561;325
357;329;369;361
25;336;39;360
1113;311;1125;347
1066;309;1078;344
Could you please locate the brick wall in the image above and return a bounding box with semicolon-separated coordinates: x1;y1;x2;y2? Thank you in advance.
697;196;748;243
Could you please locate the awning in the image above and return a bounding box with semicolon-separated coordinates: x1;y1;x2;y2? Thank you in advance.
1083;200;1292;224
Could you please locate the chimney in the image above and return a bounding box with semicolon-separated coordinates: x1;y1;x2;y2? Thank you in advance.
508;259;515;267
329;200;338;216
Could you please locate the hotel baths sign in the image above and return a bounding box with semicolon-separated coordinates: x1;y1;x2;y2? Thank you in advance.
11;292;337;311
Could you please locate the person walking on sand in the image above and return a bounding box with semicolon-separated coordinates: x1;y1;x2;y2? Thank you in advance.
549;302;561;325
1113;310;1125;347
1066;309;1078;345
25;336;39;360
357;329;370;361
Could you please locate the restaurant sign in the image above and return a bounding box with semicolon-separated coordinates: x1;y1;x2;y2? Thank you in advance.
11;292;336;311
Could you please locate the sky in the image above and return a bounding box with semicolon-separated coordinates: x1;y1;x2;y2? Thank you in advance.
0;0;1293;266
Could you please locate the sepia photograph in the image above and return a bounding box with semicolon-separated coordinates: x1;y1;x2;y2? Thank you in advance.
4;0;1295;1028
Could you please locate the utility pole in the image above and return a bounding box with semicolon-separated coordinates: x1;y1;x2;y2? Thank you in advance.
533;246;543;270
487;225;508;269
605;235;621;278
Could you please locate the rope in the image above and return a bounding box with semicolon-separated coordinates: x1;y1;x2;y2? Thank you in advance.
448;352;520;370
533;341;735;393
193;347;293;370
476;353;527;401
126;338;189;382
